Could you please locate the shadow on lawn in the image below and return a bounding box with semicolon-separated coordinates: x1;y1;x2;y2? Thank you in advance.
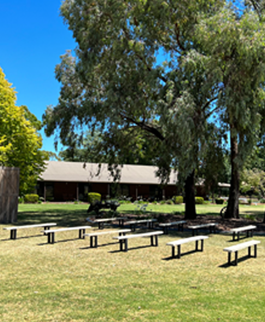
17;209;87;227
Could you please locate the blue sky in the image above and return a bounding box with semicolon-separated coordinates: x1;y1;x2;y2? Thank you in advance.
0;0;76;154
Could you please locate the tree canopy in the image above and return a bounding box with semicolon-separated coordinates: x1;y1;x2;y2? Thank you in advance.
0;68;48;194
43;0;265;218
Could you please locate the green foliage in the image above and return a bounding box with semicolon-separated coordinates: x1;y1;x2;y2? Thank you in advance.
215;198;224;205
0;68;48;195
172;196;184;204
24;194;39;204
195;197;204;204
87;192;101;204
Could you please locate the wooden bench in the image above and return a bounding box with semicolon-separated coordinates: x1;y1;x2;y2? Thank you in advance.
3;223;57;239
113;231;164;252
188;223;218;236
167;236;209;259
159;220;187;234
125;219;157;232
84;229;131;248
87;217;128;229
42;226;92;244
223;240;260;266
230;225;257;241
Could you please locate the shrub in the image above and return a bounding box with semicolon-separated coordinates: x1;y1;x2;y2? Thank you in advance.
215;198;224;205
24;194;39;204
195;197;204;204
259;198;265;204
172;196;183;204
88;192;101;204
18;196;24;204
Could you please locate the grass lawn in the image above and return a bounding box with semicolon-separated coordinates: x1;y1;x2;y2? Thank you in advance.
0;203;265;321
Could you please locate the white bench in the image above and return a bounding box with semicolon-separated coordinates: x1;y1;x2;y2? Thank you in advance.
159;220;187;234
167;236;209;259
230;225;257;241
42;226;92;244
3;223;57;239
83;229;131;248
87;217;128;229
113;231;164;252
188;223;218;236
223;240;260;266
125;219;157;231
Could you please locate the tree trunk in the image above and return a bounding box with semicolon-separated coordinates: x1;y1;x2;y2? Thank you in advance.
225;133;239;219
184;170;197;220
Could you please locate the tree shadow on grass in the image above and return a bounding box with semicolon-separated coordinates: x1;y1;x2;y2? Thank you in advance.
17;209;87;227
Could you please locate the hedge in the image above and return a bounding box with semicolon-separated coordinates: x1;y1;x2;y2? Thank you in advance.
215;198;224;205
195;197;204;204
24;194;39;204
172;196;183;204
88;192;101;204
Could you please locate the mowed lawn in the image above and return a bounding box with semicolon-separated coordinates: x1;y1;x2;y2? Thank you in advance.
0;203;265;321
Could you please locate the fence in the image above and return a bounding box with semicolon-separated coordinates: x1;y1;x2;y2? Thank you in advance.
0;167;20;223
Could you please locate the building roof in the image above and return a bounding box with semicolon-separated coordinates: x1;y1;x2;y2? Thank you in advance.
39;161;179;185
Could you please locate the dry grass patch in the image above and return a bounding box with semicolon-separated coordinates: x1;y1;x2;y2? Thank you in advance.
1;222;265;321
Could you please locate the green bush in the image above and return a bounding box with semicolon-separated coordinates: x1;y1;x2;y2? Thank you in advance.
172;196;183;204
165;199;174;205
24;194;39;204
87;192;101;204
215;198;224;205
18;197;24;204
195;197;204;204
259;198;265;204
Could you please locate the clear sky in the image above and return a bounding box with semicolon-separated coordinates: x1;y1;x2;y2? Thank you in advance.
0;0;76;154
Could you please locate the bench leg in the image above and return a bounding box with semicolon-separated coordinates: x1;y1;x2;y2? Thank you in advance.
179;223;184;232
79;229;85;239
228;252;231;265
234;251;238;266
254;245;257;258
248;246;251;257
124;239;128;252
48;232;55;244
195;240;198;251
237;232;240;241
201;239;204;252
130;224;135;232
172;246;175;258
232;232;236;241
155;235;158;246
177;245;181;259
10;229;17;240
90;236;94;248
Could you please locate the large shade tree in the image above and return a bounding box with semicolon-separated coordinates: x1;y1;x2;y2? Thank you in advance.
0;68;48;194
44;0;225;219
194;2;265;217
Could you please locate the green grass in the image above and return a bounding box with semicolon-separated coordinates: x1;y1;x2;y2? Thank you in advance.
1;203;265;321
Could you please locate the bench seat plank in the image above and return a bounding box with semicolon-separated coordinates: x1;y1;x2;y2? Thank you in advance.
188;223;218;236
87;217;128;229
223;240;260;266
230;225;257;241
125;219;157;231
43;226;92;244
167;236;209;258
113;231;163;251
84;229;131;248
159;221;187;234
3;223;57;240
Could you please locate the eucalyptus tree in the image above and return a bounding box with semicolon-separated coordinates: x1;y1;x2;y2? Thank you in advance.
194;2;265;218
43;0;224;219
